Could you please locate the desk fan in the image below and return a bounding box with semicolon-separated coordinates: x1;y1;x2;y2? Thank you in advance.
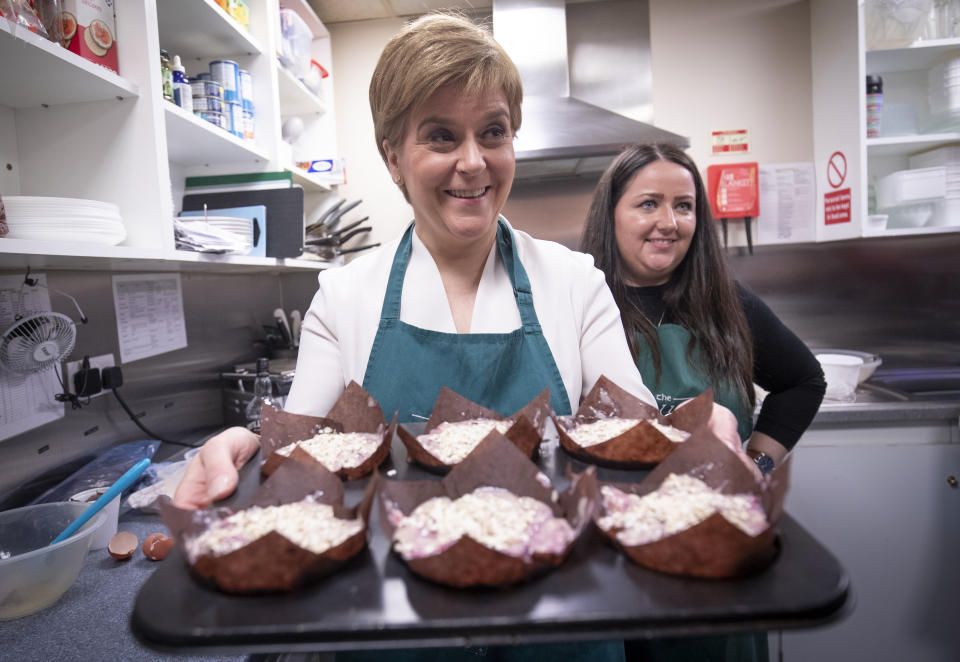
0;273;86;375
0;311;77;374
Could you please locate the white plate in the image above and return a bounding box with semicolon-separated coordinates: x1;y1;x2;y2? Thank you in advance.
2;195;119;211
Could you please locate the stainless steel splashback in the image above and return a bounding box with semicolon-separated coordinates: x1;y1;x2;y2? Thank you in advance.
0;268;320;501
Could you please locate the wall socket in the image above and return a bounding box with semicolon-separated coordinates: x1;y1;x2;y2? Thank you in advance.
64;353;116;398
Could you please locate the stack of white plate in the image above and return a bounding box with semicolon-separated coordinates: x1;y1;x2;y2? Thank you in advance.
2;196;127;245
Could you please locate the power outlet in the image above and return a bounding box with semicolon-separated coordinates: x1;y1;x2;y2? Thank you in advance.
64;353;116;398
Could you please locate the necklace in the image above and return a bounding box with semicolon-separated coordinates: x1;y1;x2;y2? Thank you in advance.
646;309;665;328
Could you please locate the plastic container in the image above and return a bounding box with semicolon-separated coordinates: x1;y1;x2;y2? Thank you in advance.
210;59;240;102
817;353;864;403
866;75;883;138
0;503;105;620
69;488;119;550
864;0;932;49
278;8;312;79
865;213;889;235
876;166;946;209
888;201;936;227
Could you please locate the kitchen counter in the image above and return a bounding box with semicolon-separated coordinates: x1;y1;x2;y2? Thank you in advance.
0;505;244;662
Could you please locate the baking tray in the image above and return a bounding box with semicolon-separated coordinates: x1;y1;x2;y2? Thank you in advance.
131;428;851;655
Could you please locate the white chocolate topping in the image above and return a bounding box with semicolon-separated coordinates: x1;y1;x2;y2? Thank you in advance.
597;474;768;546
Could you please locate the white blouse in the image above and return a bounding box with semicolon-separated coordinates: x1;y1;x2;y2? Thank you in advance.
285;219;655;416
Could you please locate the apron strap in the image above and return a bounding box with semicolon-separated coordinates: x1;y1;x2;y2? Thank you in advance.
496;218;541;332
379;223;415;322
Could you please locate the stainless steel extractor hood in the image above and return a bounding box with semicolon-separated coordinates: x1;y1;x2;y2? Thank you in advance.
492;0;688;179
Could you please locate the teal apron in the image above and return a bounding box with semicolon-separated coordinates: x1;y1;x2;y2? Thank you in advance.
628;324;768;662
343;220;619;662
635;324;753;442
362;219;572;421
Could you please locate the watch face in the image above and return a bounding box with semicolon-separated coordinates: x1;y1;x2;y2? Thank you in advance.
754;453;775;475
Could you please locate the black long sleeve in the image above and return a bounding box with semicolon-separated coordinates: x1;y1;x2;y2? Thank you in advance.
737;284;825;450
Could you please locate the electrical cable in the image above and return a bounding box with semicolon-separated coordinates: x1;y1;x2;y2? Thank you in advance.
110;388;197;448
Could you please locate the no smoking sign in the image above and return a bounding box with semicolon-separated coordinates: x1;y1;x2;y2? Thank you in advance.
824;150;850;225
827;151;847;189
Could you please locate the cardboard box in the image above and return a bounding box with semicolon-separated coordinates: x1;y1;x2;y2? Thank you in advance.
61;0;118;74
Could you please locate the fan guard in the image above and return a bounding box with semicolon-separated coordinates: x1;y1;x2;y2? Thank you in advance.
0;312;77;374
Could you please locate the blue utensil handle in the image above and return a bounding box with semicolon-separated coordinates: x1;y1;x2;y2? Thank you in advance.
50;458;151;545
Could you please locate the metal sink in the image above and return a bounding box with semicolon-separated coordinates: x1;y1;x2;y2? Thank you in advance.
867;368;960;401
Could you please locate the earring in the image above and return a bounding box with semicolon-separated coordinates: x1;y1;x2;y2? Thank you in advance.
394;174;402;186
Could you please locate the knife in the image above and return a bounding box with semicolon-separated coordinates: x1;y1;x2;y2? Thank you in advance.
274;308;293;348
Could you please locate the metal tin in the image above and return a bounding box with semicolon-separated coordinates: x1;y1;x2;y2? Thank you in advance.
193;95;224;113
238;69;254;111
209;59;239;102
242;108;255;140
194;110;229;131
190;80;223;99
225;101;243;138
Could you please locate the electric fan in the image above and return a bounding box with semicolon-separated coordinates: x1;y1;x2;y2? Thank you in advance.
0;311;77;374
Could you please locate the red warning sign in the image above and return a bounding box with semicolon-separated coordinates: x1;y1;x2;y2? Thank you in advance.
827;151;847;189
824;188;851;225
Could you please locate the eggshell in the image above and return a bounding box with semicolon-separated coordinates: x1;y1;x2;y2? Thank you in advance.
142;533;175;561
108;531;138;560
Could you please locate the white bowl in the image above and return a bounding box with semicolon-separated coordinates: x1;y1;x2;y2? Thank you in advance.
816;353;865;403
815;349;882;383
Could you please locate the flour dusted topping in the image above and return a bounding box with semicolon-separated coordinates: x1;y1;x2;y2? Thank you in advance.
184;499;362;561
390;486;574;561
274;427;381;471
567;418;689;447
416;419;513;464
646;419;691;443
598;474;768;546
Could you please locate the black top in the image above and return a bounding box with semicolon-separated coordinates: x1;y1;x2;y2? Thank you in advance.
627;283;826;450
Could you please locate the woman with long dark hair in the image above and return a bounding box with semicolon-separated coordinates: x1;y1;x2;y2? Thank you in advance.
582;142;824;470
581;143;826;660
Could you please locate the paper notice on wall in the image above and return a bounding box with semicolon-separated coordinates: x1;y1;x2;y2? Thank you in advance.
756;162;816;244
0;274;65;442
112;274;187;364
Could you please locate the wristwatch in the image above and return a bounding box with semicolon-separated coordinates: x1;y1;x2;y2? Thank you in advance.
746;448;775;475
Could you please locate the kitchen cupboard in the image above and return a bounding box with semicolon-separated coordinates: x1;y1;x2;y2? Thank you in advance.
812;0;960;241
0;0;338;273
770;423;960;661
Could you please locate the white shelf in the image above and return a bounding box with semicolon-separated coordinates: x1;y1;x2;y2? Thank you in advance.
283;0;329;39
867;37;960;74
156;0;263;59
164;103;270;166
288;166;333;192
867;133;960;157
864;224;960;238
277;66;327;116
0;19;138;108
0;238;331;272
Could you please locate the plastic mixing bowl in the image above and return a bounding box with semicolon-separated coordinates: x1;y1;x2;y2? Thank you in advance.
0;502;105;620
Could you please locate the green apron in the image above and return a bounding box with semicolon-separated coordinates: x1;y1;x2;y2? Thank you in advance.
628;324;768;662
362;219;572;421
343;220;619;662
634;324;753;442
